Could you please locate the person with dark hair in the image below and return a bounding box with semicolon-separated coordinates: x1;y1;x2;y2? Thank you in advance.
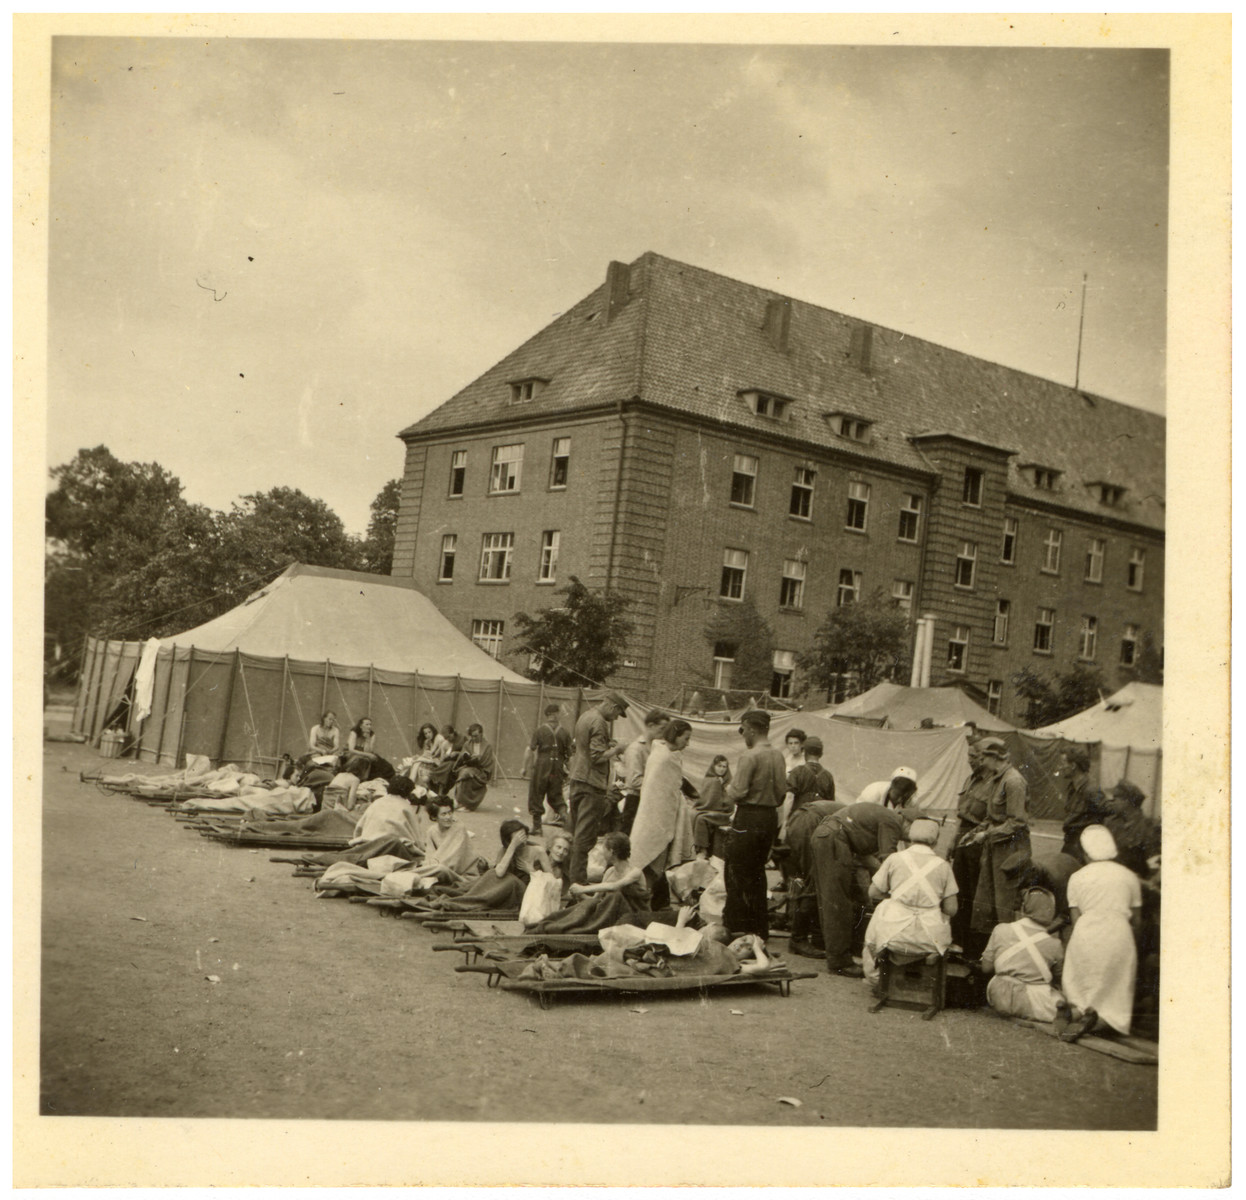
409;819;542;911
426;725;463;792
629;719;696;910
567;692;630;885
522;704;572;833
415;723;440;756
618;709;670;834
1101;780;1161;877
339;717;396;784
293;711;340;776
525;831;651;934
783;736;835;822
693;754;733;860
783;728;808;773
384;797;477;893
348;773;426;848
1059;747;1108;859
723;709;788;941
453;723;496;812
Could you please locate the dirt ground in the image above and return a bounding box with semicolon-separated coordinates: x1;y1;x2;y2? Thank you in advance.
37;739;1157;1129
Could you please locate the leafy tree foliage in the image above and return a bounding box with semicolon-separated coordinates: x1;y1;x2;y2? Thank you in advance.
360;478;402;574
1010;663;1106;729
799;589;911;697
512;576;635;687
1136;630;1164;685
701;597;776;701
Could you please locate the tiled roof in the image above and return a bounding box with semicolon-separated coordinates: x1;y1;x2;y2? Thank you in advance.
400;251;1165;531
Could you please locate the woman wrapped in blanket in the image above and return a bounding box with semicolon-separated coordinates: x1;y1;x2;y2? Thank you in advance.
524;831;652;934
376;797;478;895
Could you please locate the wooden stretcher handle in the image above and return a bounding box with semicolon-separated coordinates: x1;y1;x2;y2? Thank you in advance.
454;964;500;975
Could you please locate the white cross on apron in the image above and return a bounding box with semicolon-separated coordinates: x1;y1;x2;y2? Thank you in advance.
996;923;1053;983
894;852;945;907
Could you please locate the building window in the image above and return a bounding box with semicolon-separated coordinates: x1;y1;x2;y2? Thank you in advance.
1085;537;1105;583
891;579;914;614
478;532;514;582
1079;615;1098;661
1042;528;1063;574
471;619;505;658
712;642;736;691
1001;517;1018;565
730;454;758;507
720;548;748;600
1128;547;1146;591
1121;623;1139;666
986;680;1003;716
448;449;467;497
789;467;814;519
1030;466;1060;490
845;481;870;531
508;378;546;404
897;493;922;542
830;413;872;441
954;541;977;589
771;649;796;699
1034;607;1055;654
538;530;560;582
836;569;862;607
550;437;570;489
993;599;1010;645
1097;483;1126;507
438;534;457;582
947;625;970;673
488;444;524;494
962;468;984;507
754;392;789;419
779;559;806;610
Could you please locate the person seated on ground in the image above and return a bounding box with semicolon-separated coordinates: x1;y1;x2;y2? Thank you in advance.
1056;824;1142;1042
855;766;919;810
415;723;440;757
525;831;652;934
386;797;479;893
407;819;536;909
452;723;497;812
1101;781;1161;878
426;725;463;792
340;717;396;784
350;774;427;851
693;755;734;860
542;832;573;898
861;817;958;983
630;719;697;911
293;710;341;773
1016;851;1081;934
979;886;1066;1022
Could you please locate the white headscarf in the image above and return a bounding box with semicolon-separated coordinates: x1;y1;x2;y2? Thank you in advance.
1080;823;1118;862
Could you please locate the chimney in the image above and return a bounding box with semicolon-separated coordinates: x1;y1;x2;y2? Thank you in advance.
763;297;791;351
605;260;631;323
849;323;874;373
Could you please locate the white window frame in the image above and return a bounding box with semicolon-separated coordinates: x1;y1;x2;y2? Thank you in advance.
712;642;736;691
986;680;1003;716
538;530;560;583
789;467;815;519
471;619;505;658
438;534;457;582
779;558;806;610
947;625;970;673
488;444;524;494
993;598;1010;645
550;437;570;489
478;532;514;582
1128;547;1146;591
1034;607;1055;654
730;453;758;508
770;649;796;699
448;449;467;497
954;541;977;589
1121;623;1139;666
891;579;914;614
720;548;748;600
1079;614;1098;661
1042;528;1063;574
962;467;984;507
897;493;922;542
1085;537;1105;583
845;480;870;531
1001;516;1018;565
836;568;862;607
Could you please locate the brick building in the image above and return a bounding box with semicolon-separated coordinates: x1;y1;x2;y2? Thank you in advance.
392;253;1164;722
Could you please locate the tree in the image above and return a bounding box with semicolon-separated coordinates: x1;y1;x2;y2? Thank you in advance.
1011;663;1106;729
799;589;911;698
360;478;402;575
701;597;776;699
512;576;635;687
1136;630;1164;685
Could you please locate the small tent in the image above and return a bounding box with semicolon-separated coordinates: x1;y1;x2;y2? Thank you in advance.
827;681;1016;732
72;564;596;774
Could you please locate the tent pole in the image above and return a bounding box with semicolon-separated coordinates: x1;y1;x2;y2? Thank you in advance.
87;638;111;744
450;675;462;732
149;647;175;764
367;663;374;720
71;633;92;734
175;647;194;768
495;681;506;780
81;636;104;739
95;640;125;745
410;670;419;743
275;656;289;767
217;649;241;765
320;660;330;720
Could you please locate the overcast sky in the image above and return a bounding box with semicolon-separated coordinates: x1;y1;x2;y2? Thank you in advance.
48;38;1168;534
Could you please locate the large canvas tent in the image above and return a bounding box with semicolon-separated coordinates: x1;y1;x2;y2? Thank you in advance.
72;564;599;775
826;681;1016;732
1034;682;1163;817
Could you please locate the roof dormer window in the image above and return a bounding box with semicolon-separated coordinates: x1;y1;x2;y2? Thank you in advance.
1021;463;1061;490
739;389;793;421
508;377;549;404
827;412;873;443
1088;481;1127;507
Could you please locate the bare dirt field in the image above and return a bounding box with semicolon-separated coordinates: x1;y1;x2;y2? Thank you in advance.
38;740;1156;1129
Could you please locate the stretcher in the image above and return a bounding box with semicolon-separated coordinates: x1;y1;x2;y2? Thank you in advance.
1015;1018;1159;1065
454;960;818;1008
432;933;603;964
198;829;351;850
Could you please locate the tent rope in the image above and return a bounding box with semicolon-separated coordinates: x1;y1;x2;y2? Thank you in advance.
236;659;266;767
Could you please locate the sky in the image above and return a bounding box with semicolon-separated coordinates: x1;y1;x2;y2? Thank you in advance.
47;38;1169;535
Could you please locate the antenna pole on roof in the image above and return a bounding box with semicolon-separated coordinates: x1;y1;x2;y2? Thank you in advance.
1073;272;1088;390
